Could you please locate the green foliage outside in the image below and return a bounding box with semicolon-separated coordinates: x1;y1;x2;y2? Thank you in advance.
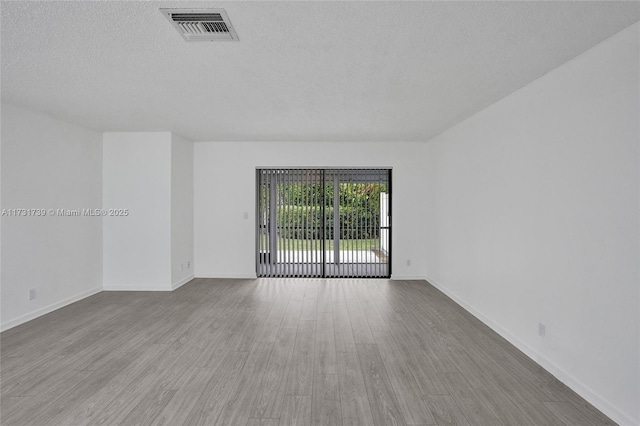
275;183;387;240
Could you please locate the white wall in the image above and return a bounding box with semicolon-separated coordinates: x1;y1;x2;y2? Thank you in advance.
1;103;102;330
194;141;427;279
171;133;194;288
103;132;172;290
1;104;3;329
424;23;639;425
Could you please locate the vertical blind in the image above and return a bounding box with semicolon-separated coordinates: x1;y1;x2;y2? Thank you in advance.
256;168;391;278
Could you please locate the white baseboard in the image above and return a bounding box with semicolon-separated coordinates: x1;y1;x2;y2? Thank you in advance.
1;286;102;332
425;276;637;426
172;275;195;290
102;284;173;291
196;273;258;279
390;275;426;281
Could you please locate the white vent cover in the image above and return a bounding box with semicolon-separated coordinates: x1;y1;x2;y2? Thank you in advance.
160;8;238;41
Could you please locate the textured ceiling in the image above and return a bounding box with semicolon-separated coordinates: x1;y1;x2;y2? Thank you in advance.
2;1;639;142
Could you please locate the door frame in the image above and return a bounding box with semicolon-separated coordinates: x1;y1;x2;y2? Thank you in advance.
255;167;392;278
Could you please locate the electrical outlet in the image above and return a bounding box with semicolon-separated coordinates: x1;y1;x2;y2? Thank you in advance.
187;261;191;269
243;212;249;220
538;322;546;337
28;289;36;301
181;263;184;271
406;259;411;267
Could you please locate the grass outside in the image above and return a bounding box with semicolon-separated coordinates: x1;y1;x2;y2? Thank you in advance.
260;236;380;251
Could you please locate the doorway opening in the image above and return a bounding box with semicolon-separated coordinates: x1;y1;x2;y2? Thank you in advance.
256;168;391;278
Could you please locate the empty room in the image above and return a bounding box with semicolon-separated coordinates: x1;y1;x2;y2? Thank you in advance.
1;1;638;425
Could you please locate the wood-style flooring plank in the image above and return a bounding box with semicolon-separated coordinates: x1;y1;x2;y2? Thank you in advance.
150;367;219;426
53;344;171;425
248;419;281;426
386;319;449;397
314;311;337;375
336;350;375;426
280;285;306;329
332;298;357;353
286;320;316;396
117;388;177;426
251;327;298;419
215;341;274;426
397;310;459;374
256;289;293;343
438;373;502;426
183;351;249;426
424;395;471;426
16;352;138;426
0;278;614;426
356;343;406;426
353;283;388;331
445;348;534;425
317;281;333;314
345;297;374;345
371;328;436;425
544;400;616;426
311;374;341;426
280;395;312;426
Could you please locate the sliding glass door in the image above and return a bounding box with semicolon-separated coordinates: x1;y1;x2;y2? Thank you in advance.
256;168;391;278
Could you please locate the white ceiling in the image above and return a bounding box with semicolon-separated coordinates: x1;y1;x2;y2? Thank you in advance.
2;1;639;142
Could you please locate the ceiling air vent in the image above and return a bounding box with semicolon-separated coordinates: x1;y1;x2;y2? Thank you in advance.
160;8;238;41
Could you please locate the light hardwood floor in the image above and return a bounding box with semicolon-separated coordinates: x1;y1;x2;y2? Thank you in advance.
1;279;615;426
